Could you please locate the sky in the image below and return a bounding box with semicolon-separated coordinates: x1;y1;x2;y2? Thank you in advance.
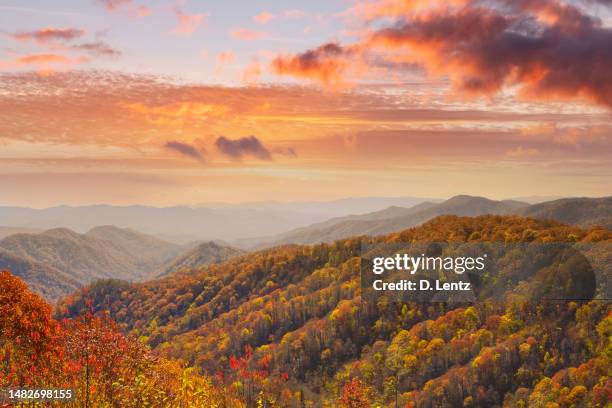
0;0;611;207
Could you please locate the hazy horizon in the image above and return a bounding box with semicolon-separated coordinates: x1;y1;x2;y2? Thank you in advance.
0;194;587;210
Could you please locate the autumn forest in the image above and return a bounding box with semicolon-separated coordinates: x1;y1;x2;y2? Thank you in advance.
2;214;611;407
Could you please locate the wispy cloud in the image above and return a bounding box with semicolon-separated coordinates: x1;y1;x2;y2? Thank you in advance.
95;0;151;17
253;11;274;24
242;60;261;84
283;9;306;19
70;41;121;57
215;51;235;73
8;27;85;43
172;4;206;35
4;26;121;59
0;54;89;71
230;28;267;41
164;141;206;163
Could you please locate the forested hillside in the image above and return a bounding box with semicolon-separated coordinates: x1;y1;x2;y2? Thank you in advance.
58;215;612;407
156;241;245;277
0;248;79;301
0;226;183;300
0;270;231;407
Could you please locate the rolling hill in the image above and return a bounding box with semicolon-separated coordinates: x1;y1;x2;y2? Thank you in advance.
0;226;183;283
0;225;185;300
0;225;248;300
0;248;80;301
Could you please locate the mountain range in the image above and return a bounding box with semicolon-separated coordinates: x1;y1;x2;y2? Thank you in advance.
2;195;610;301
0;197;437;243
240;195;521;248
58;215;611;407
0;226;240;300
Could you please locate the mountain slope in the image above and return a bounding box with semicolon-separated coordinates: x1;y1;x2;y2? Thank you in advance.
85;225;184;271
241;195;527;248
58;215;611;407
0;226;183;299
156;241;245;277
517;196;612;229
0;248;79;301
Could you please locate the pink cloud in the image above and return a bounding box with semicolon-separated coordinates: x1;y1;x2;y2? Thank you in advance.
96;0;151;17
230;28;267;41
283;9;307;18
172;5;207;35
216;51;235;65
242;60;262;84
275;0;612;108
10;28;85;44
253;12;274;24
0;53;90;72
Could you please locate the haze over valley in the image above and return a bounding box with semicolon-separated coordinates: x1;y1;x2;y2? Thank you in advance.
2;194;610;301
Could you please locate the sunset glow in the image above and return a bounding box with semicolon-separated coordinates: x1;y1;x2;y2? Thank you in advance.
1;0;611;206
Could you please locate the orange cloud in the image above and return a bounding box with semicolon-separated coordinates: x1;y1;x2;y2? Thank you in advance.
6;26;120;58
121;101;228;125
0;54;90;71
280;0;612;109
1;70;610;205
230;28;267;41
172;5;206;35
2;70;608;157
10;27;85;44
272;43;356;87
253;12;274;24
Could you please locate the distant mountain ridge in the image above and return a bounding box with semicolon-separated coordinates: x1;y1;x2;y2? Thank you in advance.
0;226;184;300
237;195;529;248
0;197;437;243
0;225;246;301
2;195;610;301
235;195;612;249
517;196;612;230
